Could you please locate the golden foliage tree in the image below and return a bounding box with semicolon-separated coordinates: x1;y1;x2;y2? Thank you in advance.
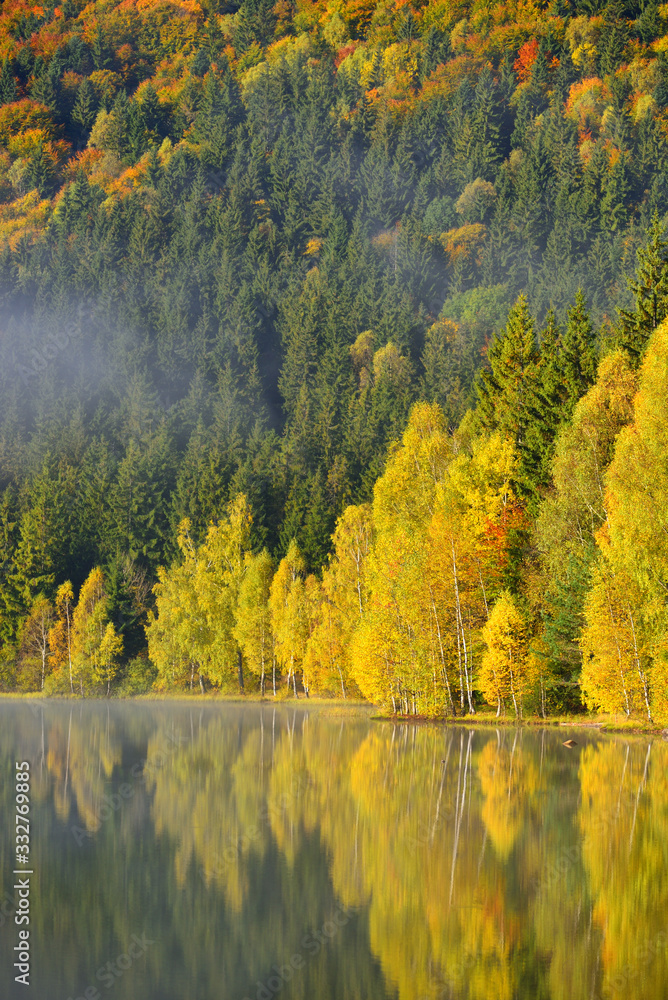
234;549;274;695
196;493;253;689
18;594;54;690
479;591;530;717
48;580;75;692
581;320;668;721
147;495;252;691
303;503;371;698
71;567;122;695
146;521;208;691
269;539;309;696
350;401;518;716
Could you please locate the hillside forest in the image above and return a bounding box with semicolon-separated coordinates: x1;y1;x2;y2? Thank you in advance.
1;0;668;717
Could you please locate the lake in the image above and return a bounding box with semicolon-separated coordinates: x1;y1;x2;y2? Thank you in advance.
0;701;666;1000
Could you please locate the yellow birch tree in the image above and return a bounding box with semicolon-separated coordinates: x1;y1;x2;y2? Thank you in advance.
234;549;274;695
48;581;75;693
479;591;530;717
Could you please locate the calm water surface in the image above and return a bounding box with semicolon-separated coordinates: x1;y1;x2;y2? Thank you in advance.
0;702;666;1000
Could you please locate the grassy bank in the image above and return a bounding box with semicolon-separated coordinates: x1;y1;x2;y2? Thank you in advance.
375;710;668;737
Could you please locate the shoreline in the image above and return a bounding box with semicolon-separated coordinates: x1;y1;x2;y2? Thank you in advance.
372;713;668;738
1;691;667;736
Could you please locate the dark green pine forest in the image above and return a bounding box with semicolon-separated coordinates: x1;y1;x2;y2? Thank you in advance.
1;0;668;698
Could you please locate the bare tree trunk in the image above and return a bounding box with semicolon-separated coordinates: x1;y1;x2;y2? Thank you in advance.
452;540;465;711
459;609;475;714
430;588;454;714
476;556;489;619
337;665;346;699
627;608;652;722
237;649;244;692
508;649;519;718
66;607;73;694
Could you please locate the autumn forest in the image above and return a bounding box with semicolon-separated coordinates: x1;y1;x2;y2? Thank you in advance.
1;0;668;719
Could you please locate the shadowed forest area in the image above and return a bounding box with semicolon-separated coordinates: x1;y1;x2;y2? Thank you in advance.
1;0;668;716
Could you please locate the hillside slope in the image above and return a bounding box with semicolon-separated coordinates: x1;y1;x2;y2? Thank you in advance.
1;0;668;683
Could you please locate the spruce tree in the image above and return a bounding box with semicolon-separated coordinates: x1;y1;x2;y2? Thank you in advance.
521;310;564;495
561;289;597;420
476;293;538;453
540;552;593;712
91;22;111;71
29;59;59;111
518;294;597;498
599;1;628;75
617;210;668;364
0;60;17;104
28;142;54;196
0;490;21;643
72;78;97;147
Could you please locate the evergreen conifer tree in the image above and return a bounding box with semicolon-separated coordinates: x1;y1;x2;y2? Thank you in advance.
476;294;538;454
72;78;97;147
0;60;17;104
561;289;598;420
521;310;564;495
617;211;668;364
